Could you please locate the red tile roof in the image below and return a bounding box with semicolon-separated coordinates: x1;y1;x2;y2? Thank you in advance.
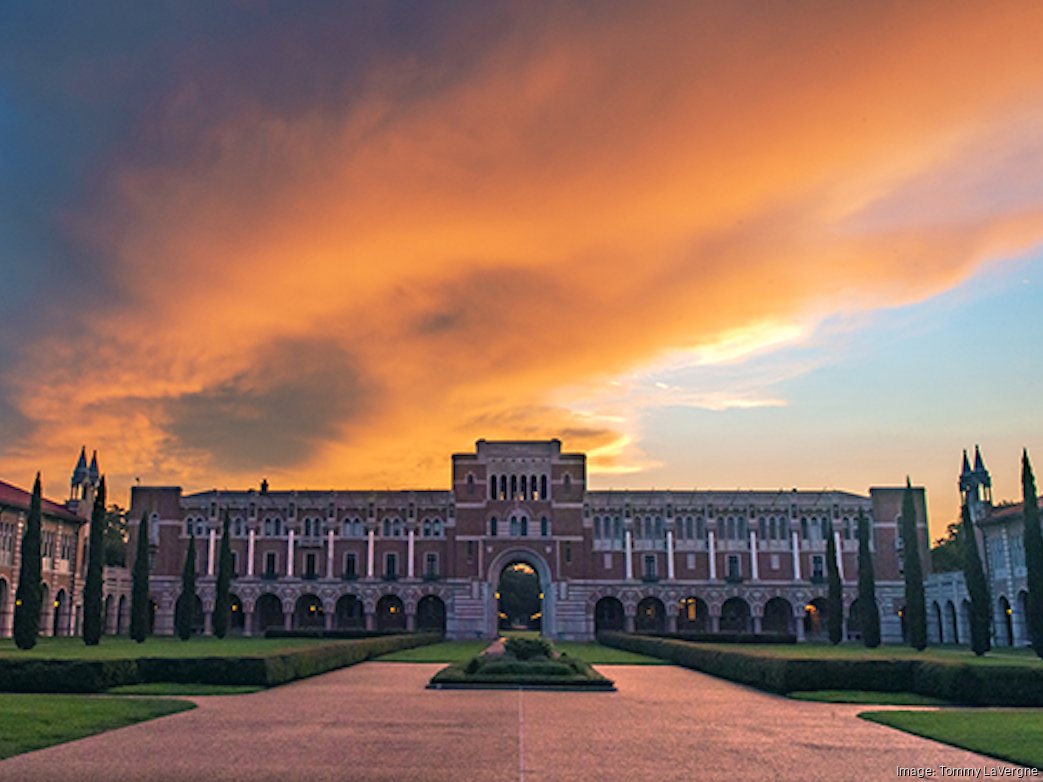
983;497;1043;525
0;479;84;523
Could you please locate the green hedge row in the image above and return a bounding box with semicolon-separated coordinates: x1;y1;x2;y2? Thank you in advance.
0;633;439;693
598;632;1043;706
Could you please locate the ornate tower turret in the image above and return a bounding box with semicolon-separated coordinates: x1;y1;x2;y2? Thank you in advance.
959;445;993;524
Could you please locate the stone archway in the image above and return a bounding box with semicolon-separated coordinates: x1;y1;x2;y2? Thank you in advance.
485;547;555;638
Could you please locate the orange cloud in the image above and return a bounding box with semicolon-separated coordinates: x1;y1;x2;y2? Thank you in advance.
4;2;1043;503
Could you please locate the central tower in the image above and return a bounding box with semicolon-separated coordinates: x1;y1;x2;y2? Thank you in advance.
449;439;588;638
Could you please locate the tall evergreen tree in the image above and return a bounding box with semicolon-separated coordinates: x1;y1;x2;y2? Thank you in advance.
175;523;197;641
82;476;106;645
825;523;843;645
960;501;991;656
901;478;928;650
13;473;44;650
1022;450;1043;657
130;511;151;643
856;509;881;648
212;510;233;639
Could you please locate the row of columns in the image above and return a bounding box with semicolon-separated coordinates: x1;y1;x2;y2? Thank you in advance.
621;527;845;582
205;526;421;579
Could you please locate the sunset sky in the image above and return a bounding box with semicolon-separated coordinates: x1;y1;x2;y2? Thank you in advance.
2;3;1042;540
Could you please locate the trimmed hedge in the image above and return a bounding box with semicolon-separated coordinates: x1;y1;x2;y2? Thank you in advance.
0;633;439;693
263;629;402;640
598;633;1043;706
662;632;797;645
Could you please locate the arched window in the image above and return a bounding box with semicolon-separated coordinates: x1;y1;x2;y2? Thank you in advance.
564;474;572;491
264;518;272;536
510;515;519;536
510;475;518;500
801;518;808;540
490;474;498;500
303;519;311;537
520;516;528;536
433;520;442;536
540;475;548;500
490;517;498;537
531;474;538;500
520;475;528;499
383;520;390;536
541;517;549;537
500;475;507;500
594;516;601;538
422;520;430;537
467;473;475;496
275;519;283;536
185;518;193;536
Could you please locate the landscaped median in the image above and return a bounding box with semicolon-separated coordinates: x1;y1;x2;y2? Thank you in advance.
598;632;1043;706
429;636;615;690
0;633;441;693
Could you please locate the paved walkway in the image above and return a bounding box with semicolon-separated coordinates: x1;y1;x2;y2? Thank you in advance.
0;663;1024;781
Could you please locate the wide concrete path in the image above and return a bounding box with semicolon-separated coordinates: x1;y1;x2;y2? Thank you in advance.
0;663;1024;782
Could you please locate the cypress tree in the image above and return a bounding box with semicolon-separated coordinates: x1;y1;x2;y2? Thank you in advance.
212;510;233;639
826;523;843;645
960;501;991;656
130;511;151;643
1022;450;1043;657
901;478;928;650
175;523;197;641
13;473;44;650
856;509;881;648
82;476;106;645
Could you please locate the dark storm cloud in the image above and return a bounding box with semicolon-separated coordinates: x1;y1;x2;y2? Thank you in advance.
163;337;373;472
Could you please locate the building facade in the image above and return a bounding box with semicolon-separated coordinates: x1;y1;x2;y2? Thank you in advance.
926;446;1043;648
0;449;98;638
130;439;930;641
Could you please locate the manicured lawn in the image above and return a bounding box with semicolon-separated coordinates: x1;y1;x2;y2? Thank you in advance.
107;683;263;696
860;709;1043;768
0;636;337;660
377;640;489;663
694;642;1043;668
0;694;194;759
554;642;666;665
789;690;951;705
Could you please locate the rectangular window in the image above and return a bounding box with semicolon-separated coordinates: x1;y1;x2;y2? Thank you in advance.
305;552;317;578
727;554;741;580
643;554;657;579
385;552;398;579
264;551;278;576
812;555;824;580
564;544;572;564
468;541;475;562
770;553;780;570
343;552;357;578
603;552;613;570
425;552;438;577
230;550;239;576
541;517;549;537
686;552;696;570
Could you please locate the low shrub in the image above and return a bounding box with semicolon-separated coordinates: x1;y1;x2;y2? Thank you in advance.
0;633;439;692
663;632;797;645
504;636;554;660
597;633;1043;705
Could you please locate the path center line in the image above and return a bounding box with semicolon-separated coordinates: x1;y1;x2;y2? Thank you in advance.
518;687;525;782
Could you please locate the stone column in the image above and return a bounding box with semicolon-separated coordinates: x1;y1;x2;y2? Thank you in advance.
752;615;763;634
833;530;845;580
204;611;213;636
709;613;720;633
286;530;295;577
247;529;255;577
791;530;802;580
243;609;254;637
796;615;806;642
324;610;334;631
407;527;416;579
624;529;634;580
666;529;676;581
326;529;335;579
624;614;635;633
365;611;375;631
666;613;678;634
749;530;759;581
284;610;293;631
367;528;376;579
708;530;717;580
207;528;217;577
406;612;416;631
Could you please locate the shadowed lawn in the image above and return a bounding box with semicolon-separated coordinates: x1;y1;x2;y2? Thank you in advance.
377;641;489;663
0;636;341;660
0;694;194;759
789;690;951;705
107;683;263;696
554;642;666;665
693;642;1043;668
860;709;1043;769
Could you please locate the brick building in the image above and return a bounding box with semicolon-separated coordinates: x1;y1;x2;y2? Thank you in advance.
129;438;930;641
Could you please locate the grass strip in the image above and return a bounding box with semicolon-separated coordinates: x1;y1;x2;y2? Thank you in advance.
107;683;263;696
789;690;951;705
860;709;1043;769
0;694;194;759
